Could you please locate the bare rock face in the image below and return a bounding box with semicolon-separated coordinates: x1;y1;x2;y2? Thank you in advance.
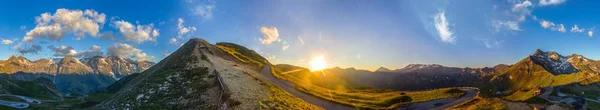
0;55;57;74
530;49;579;75
57;55;93;74
80;56;156;79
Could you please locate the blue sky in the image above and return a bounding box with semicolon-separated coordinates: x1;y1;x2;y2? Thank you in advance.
0;0;599;70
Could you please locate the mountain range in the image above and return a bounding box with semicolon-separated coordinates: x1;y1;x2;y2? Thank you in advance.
0;55;155;93
1;38;599;109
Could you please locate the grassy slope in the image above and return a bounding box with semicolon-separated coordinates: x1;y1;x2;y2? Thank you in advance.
272;65;466;109
0;78;60;100
492;57;600;101
215;42;269;68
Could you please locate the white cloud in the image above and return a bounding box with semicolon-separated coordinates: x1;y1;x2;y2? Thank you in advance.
107;43;154;61
176;18;196;39
20;25;26;30
539;0;566;6
540;20;556;28
192;4;215;20
13;43;42;55
558;24;566;33
169;38;179;45
48;45;78;56
259;26;281;44
23;9;106;42
518;15;526;22
588;30;594;37
570;24;584;33
512;1;533;15
113;20;160;44
1;38;17;45
492;20;521;32
484;40;501;48
76;45;103;57
433;11;455;43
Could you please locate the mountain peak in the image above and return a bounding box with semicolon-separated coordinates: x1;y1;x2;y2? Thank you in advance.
375;67;392;72
528;50;579;75
533;49;544;55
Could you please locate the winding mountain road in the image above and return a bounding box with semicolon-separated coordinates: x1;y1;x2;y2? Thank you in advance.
259;66;479;110
0;94;42;109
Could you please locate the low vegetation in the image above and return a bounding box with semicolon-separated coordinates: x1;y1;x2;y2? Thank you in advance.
216;42;269;68
452;96;507;110
272;65;466;109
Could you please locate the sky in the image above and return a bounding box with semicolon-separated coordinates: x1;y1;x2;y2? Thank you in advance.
1;0;599;71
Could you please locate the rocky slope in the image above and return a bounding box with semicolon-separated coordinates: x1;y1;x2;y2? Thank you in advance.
80;56;155;79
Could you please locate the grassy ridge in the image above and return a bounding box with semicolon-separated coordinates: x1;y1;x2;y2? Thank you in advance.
493;57;600;101
216;42;269;68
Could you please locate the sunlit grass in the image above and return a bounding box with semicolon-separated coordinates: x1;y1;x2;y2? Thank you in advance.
452;96;506;110
215;42;270;68
272;65;466;109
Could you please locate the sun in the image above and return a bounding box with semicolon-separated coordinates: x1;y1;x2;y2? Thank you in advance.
309;56;328;72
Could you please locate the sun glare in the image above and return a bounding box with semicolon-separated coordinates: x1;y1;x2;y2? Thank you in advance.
309;56;327;72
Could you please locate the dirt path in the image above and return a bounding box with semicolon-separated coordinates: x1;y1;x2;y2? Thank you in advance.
260;66;480;110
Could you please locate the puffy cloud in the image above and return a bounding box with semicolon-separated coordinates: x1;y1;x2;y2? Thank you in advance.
113;20;159;44
48;45;78;56
557;24;566;33
192;4;215;20
540;20;555;28
570;24;584;33
259;26;281;44
23;9;106;42
433;11;455;43
1;38;17;45
13;43;42;55
492;20;521;32
169;38;179;45
588;30;594;37
107;43;154;61
512;1;533;15
177;18;196;39
539;0;566;6
76;45;103;57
